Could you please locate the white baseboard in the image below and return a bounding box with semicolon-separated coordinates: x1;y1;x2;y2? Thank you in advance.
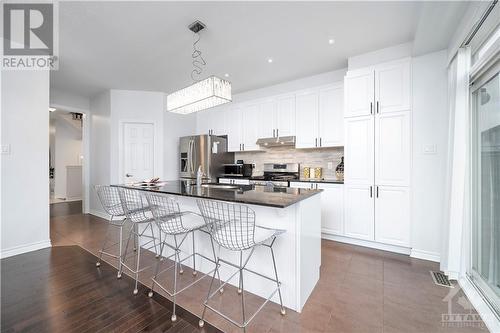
321;233;411;255
0;240;52;259
410;249;441;263
459;276;500;333
89;209;110;220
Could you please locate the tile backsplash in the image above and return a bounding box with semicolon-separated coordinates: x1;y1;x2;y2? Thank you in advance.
235;147;344;179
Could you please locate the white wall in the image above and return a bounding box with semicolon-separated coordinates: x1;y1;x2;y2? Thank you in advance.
89;91;111;215
53;115;82;199
50;88;90;112
1;70;51;258
348;42;412;70
411;50;449;259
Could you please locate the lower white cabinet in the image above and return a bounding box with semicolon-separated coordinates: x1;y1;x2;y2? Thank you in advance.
374;186;410;247
218;178;250;185
344;183;374;241
289;182;344;236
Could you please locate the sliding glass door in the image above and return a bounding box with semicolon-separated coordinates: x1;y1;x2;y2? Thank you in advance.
470;66;500;316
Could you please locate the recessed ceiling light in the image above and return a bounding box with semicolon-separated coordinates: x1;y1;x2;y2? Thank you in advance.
267;58;273;63
328;39;335;45
49;107;56;112
224;73;230;78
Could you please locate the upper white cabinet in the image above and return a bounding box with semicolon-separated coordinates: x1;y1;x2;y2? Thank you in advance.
319;84;344;147
344;69;374;117
274;95;296;137
375;111;410;186
295;84;344;149
375;59;411;114
260;99;276;138
225;106;242;152
241;103;261;151
295;90;319;149
344;116;374;184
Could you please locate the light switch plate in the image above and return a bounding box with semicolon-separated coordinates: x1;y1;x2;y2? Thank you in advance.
1;144;11;155
327;162;333;170
423;144;437;154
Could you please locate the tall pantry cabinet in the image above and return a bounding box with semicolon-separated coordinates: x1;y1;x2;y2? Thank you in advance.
343;58;411;248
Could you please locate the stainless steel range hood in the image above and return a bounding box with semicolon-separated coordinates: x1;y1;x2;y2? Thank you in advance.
256;136;296;147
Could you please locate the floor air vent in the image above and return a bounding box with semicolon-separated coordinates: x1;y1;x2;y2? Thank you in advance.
430;271;453;288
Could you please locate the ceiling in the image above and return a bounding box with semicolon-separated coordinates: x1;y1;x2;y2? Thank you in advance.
51;1;469;98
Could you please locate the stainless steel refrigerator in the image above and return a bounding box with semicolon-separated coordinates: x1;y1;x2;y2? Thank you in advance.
179;135;233;182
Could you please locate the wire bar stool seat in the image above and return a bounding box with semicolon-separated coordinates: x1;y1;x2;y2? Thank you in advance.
196;199;286;332
118;187;162;295
145;192;221;322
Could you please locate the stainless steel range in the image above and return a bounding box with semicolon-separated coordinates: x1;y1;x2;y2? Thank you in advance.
249;163;300;187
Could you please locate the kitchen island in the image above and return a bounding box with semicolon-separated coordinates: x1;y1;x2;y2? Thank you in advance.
116;181;322;312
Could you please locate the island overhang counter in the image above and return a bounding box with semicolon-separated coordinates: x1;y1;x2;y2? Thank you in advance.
114;181;322;312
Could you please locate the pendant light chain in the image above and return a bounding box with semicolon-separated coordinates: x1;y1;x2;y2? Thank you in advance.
191;32;206;82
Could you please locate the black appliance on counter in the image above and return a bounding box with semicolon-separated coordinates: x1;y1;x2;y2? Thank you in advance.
222;163;253;177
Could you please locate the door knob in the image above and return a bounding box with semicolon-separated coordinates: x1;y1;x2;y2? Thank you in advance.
126;173;133;177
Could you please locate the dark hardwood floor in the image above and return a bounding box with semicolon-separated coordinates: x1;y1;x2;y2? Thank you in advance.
50;200;82;218
1;245;221;333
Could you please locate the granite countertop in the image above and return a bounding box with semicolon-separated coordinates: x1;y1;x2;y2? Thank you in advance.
113;181;322;208
295;178;344;184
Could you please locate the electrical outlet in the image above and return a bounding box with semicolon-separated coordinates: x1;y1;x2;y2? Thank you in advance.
327;162;333;170
1;144;10;155
423;144;437;154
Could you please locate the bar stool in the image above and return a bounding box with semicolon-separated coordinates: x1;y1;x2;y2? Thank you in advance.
196;199;286;332
94;185;127;277
145;192;220;322
118;187;161;295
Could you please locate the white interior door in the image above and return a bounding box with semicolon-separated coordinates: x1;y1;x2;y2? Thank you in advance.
375;111;410;186
123;123;154;183
344;116;374;184
375;59;411;114
319;84;344;147
374;185;410;247
344;183;374;240
344;69;374;117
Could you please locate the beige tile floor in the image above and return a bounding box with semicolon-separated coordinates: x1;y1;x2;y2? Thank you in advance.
50;210;489;333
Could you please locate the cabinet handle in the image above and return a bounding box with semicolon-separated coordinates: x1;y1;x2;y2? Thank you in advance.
376;186;379;198
319;137;322;147
315;138;318;147
370;102;373;115
370;186;373;198
242;143;245;151
276;129;279;137
273;129;276;137
376;101;379;114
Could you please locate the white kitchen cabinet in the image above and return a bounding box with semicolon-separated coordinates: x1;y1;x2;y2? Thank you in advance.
344;183;374;241
289;181;316;189
374;186;410;247
225;106;242;152
196;109;212;135
344;69;374;118
375;59;411;114
219;178;250;185
319;84;344;147
275;95;296;137
259;99;277;138
375;111;410;186
219;178;232;184
344;116;374;184
317;183;344;235
241;103;261;151
295;90;319;149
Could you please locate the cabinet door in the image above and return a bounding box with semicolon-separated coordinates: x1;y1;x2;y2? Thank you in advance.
289;181;315;189
319;84;344;147
219;178;232;184
344;116;374;184
375;186;410;247
344;69;374;117
344;183;374;240
275;94;296;137
241;104;261;151
196;109;212;135
233;179;250;185
259;100;276;138
375;111;410;186
317;183;344;235
211;106;227;136
225;106;242;152
295;90;319;149
375;59;411;114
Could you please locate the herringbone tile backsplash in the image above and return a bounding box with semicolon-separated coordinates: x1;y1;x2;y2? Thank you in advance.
235;146;344;180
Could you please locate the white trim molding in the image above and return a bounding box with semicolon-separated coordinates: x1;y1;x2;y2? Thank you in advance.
459;276;500;333
0;240;52;259
89;209;111;221
410;248;441;263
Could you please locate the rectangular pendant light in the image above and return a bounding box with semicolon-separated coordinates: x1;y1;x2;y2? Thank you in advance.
167;76;232;114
